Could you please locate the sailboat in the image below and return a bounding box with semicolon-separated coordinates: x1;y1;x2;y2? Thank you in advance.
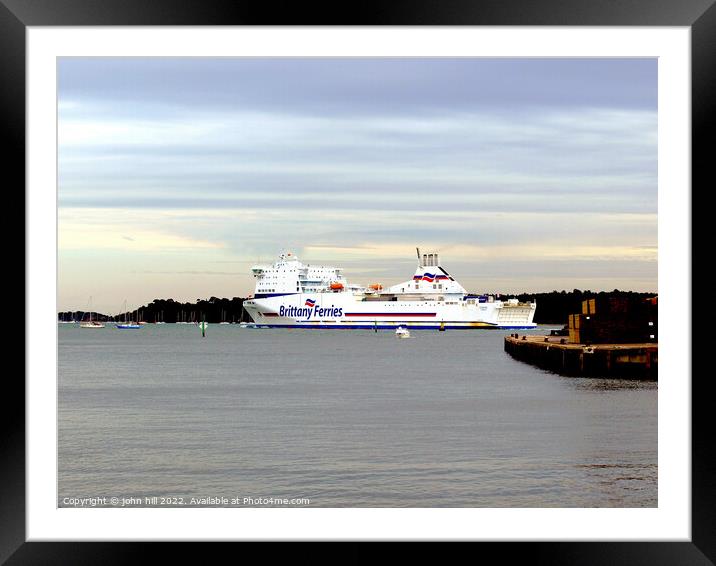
116;300;141;329
80;297;105;328
58;312;76;324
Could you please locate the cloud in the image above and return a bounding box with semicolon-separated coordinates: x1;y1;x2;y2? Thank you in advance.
59;209;226;252
303;243;657;263
57;58;658;307
57;58;657;116
58;106;656;217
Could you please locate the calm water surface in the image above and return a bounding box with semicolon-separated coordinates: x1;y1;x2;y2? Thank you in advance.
58;324;657;507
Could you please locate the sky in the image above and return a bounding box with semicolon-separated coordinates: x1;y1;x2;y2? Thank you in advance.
58;58;657;314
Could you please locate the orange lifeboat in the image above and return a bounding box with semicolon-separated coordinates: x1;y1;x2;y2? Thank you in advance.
369;283;383;291
330;282;344;290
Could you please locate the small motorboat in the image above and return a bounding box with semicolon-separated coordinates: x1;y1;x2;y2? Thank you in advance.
395;326;411;339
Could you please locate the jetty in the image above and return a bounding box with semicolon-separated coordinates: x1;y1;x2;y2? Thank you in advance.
504;297;657;380
504;335;657;379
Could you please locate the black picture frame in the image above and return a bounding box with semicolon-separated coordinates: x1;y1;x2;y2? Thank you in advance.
5;0;709;561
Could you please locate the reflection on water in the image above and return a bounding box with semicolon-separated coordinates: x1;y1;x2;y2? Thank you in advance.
563;377;658;392
58;324;657;507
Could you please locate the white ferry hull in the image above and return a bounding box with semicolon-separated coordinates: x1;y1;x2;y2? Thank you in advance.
244;293;536;330
246;250;537;330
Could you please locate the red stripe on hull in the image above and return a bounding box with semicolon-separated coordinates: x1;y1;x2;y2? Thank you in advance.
344;313;436;317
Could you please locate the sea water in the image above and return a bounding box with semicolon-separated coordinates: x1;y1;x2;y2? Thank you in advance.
58;324;657;507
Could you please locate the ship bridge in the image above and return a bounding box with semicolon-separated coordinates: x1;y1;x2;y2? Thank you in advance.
251;252;350;296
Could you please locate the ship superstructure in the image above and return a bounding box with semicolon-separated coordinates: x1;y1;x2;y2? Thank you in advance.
243;249;536;329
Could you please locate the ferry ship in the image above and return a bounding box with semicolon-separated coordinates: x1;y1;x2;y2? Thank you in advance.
243;249;536;330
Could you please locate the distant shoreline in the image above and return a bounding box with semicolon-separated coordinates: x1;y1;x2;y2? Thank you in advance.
59;290;656;326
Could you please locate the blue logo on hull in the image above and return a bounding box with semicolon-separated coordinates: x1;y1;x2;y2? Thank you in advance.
279;301;343;320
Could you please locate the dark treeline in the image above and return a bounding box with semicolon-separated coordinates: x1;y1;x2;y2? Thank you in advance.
59;297;249;324
511;289;657;324
58;290;656;325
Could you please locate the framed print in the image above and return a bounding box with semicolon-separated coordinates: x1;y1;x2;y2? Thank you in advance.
5;0;711;561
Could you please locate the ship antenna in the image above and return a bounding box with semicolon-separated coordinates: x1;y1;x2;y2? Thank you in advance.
416;247;421;262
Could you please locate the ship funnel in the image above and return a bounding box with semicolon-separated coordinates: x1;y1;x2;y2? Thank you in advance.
420;251;439;267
